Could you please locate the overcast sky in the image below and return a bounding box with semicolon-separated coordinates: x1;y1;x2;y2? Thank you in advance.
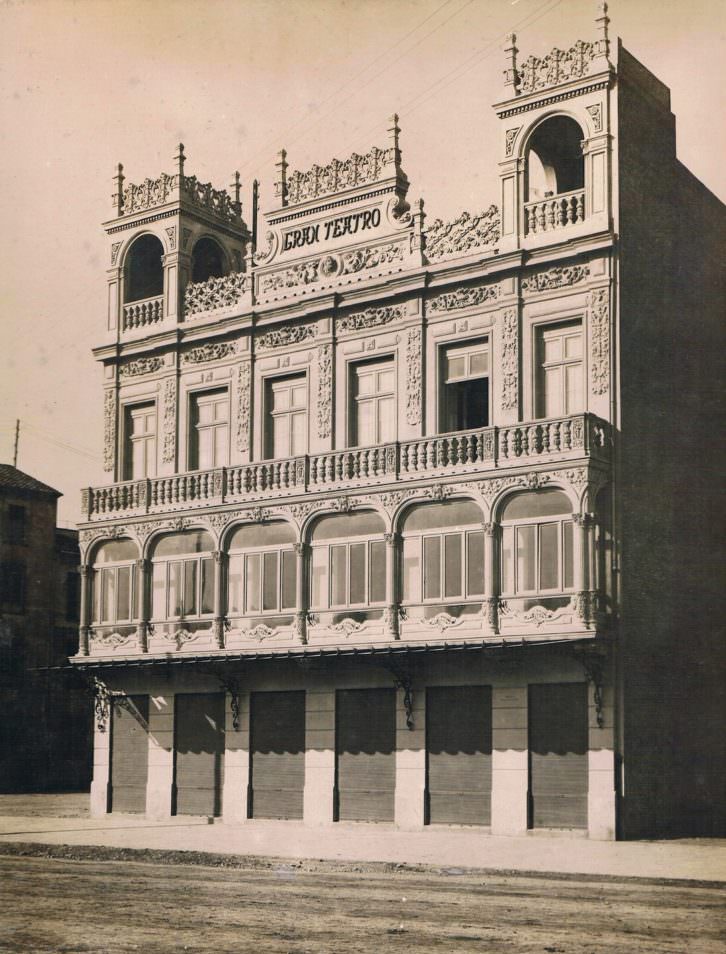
1;0;724;526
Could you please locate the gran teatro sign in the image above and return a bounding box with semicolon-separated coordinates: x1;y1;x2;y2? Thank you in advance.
282;208;382;252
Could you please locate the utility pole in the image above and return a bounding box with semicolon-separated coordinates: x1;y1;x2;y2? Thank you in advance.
13;419;19;468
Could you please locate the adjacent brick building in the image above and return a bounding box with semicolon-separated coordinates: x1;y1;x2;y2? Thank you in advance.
72;10;724;838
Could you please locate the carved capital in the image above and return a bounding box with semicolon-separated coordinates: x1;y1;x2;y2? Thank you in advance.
482;522;496;536
383;604;399;640
293;542;306;557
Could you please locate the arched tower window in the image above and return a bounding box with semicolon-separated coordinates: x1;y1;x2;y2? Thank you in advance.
125;234;164;303
526;116;584;202
191;237;227;284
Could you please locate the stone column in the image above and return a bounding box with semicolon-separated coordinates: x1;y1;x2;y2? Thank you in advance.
394;678;425;829
482;522;498;635
135;558;150;652
491;686;528;835
146;691;175;820
78;564;91;656
383;532;399;639
293;542;307;644
303;688;335;826
587;677;616;840
212;550;226;649
223;688;250;824
573;513;594;622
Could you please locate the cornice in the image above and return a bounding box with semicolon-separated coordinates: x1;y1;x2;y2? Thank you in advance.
104;202;249;241
492;71;613;119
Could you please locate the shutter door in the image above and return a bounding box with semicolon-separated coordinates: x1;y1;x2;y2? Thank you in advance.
336;688;395;822
426;685;492;825
110;695;149;813
250;691;305;820
529;682;588;829
174;693;225;817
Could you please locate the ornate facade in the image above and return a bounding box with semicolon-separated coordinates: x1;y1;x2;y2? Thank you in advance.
71;9;725;839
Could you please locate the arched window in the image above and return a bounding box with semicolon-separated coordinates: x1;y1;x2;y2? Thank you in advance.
125;234;164;303
401;500;485;603
151;530;214;621
91;538;139;625
309;511;386;610
191;237;227;284
526;116;584;201
500;490;573;596
227;521;296;616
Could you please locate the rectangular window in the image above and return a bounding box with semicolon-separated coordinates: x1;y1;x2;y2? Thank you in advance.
151;557;213;620
351;359;395;447
536;321;583;418
441;339;490;432
228;555;244;615
423;536;442;600
1;561;26;614
369;540;387;604
229;547;297;616
266;375;308;459
466;531;485;596
6;505;26;545
406;530;484;603
93;564;134;624
501;519;574;595
310;539;386;609
189;389;229;470
124;403;156;480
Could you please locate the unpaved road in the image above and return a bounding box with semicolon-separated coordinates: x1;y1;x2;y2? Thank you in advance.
0;847;723;953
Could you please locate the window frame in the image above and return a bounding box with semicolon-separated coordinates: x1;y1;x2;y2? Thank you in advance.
151;552;214;622
401;524;486;605
348;357;397;448
0;560;26;614
263;372;309;461
534;318;584;420
309;533;387;611
439;337;491;434
499;514;575;597
187;387;230;471
92;560;137;625
5;504;27;545
227;541;297;617
123;400;157;481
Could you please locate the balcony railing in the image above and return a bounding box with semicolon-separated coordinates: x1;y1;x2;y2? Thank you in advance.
122;295;164;331
524;188;585;235
83;413;611;519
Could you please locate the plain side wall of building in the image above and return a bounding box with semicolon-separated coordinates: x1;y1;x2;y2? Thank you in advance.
616;42;726;837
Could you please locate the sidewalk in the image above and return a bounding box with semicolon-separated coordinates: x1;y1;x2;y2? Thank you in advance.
1;810;725;882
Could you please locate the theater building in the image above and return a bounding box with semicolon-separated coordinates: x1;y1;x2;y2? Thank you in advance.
72;11;725;839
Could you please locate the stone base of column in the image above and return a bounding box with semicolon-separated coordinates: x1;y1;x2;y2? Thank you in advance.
90;779;110;816
588;749;616;840
383;605;399;640
482;597;499;636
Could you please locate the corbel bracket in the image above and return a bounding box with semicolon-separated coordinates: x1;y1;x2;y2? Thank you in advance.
383;662;414;730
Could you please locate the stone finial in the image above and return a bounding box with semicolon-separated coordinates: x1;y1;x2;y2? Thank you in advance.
231;170;242;216
112;162;125;214
504;33;520;93
251;178;259;248
175;142;186;178
595;2;610;60
274;149;288;206
388;113;401;164
412;197;426;254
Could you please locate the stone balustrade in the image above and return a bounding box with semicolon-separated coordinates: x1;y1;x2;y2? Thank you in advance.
83;414;610;519
122;296;164;331
524;189;585;235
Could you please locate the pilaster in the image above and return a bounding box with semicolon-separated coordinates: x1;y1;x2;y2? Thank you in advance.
89;716;111;816
303;688;335;826
222;689;250;823
394;681;425;829
491;685;528;835
146;692;175;820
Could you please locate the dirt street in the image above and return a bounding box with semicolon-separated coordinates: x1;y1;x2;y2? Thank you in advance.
0;846;723;953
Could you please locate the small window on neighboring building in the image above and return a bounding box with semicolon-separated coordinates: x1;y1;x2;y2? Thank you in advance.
123;402;157;480
265;374;308;459
350;359;396;447
189;389;229;470
0;561;26;614
441;339;490;433
535;320;583;419
5;505;26;545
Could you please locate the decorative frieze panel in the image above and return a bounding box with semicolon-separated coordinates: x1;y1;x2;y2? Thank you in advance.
181;341;239;365
500;307;519;411
103;389;116;473
586;103;603;132
110;242;122;265
405;327;422;426
337;304;405;334
184;272;248;318
120;172;239;223
119;356;164;378
589;287;610;395
317;344;332;439
236;362;251;453
286;144;398;205
424;206;500;263
518;40;599;94
256;322;317;350
161;377;177;464
505;127;521;156
522;264;589;293
165;226;177;250
428;283;500;314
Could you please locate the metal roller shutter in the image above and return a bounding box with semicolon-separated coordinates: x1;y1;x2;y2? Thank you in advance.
110;695;149;813
336;688;395;822
529;682;588;829
426;685;492;825
250;691;305;819
174;692;225;817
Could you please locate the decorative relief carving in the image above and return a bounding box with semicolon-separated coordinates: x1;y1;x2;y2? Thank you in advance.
162;627;199;650
338;304;405;334
165;226;177;250
286;143;398;205
589;287;610;395
103;389;116;473
522;264;589;292
91;630;133;649
424;484;452;501
285;501;326;525
586;103;603;132
425;206;500;263
500;307;519;411
505;127;521;156
423;612;462;632
181;341;238;365
236;362;251;453
110;242;122;265
519;40;599;94
498;601;571;627
326;617;364;636
119;356;164;378
184;272;248;318
243;623;280;642
405;327;422;426
121;172;239;222
428;283;500;313
256;322;317;350
258;240;406;296
161;377;176;464
317;344;332;439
